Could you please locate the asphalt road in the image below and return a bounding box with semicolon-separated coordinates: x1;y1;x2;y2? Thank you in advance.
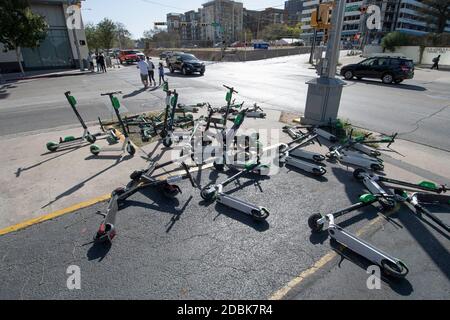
1;54;449;151
0;161;449;299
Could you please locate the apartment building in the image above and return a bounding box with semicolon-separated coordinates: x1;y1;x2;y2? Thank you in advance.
300;0;450;45
244;7;288;39
285;0;304;25
201;0;244;44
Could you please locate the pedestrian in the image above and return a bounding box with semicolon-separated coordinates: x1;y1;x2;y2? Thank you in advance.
94;53;101;72
137;56;150;88
88;53;94;72
431;55;441;70
146;57;156;86
98;53;107;73
158;62;165;86
106;54;112;69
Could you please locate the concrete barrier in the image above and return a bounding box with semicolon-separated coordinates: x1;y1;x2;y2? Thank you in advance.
148;47;312;62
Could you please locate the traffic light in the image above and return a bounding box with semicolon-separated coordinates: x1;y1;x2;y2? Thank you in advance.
359;6;368;14
311;10;319;28
318;3;332;26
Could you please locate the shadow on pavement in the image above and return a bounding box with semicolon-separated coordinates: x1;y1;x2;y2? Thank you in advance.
0;83;16;99
42;155;133;209
213;203;270;232
123;87;147;99
397;207;450;281
87;241;112;262
347;79;427;91
15;146;84;178
330;239;414;296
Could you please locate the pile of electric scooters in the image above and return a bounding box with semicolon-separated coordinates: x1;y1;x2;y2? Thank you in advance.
84;83;449;281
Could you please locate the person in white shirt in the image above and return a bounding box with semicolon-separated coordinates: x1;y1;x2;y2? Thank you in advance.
146;56;156;86
137;56;149;88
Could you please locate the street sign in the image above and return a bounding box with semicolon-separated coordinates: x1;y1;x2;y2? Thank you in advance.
345;5;359;12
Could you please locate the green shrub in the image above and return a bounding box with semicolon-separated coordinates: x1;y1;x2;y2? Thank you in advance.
381;32;414;52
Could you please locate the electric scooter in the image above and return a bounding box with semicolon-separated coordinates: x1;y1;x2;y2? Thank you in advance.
279;133;327;177
46;91;116;152
90;92;136;156
200;161;270;221
401;192;450;233
308;193;409;278
161;84;179;148
353;169;448;195
94;161;197;244
327;147;385;172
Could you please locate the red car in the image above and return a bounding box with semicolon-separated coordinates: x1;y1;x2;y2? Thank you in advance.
118;50;145;64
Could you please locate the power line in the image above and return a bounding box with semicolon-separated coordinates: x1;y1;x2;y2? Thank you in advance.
140;0;188;12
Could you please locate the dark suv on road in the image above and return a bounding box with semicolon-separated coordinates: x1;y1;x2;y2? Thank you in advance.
167;53;206;76
340;56;415;84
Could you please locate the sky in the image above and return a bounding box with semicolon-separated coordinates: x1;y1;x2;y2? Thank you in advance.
82;0;287;38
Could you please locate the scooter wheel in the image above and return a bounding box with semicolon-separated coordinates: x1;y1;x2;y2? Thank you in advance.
94;223;116;244
213;162;225;172
251;208;270;221
162;184;181;198
381;260;409;278
127;144;136;156
163;137;173;148
130;170;144;181
90;144;101;156
312;167;327;177
308;213;324;233
112;187;127;197
160;130;168;139
371;163;384;172
86;134;97;144
46;142;59;152
353;169;367;181
201;186;217;202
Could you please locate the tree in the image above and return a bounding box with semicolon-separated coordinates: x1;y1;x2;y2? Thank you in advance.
96;18;117;53
381;32;413;52
85;23;100;52
419;0;450;34
0;0;48;74
115;22;134;49
260;23;303;41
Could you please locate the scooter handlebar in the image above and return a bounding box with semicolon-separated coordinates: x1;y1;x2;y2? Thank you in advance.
101;91;122;96
223;85;238;94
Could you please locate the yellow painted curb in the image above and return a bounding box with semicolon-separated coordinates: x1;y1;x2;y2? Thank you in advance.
269;207;399;300
0;194;111;236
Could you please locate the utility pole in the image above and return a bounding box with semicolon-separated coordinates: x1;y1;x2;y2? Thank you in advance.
301;0;346;125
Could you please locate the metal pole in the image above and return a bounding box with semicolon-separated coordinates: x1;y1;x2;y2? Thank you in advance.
309;28;318;64
301;0;347;126
322;0;346;79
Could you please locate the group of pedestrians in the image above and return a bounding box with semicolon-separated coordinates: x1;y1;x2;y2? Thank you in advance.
88;52;108;73
137;56;165;89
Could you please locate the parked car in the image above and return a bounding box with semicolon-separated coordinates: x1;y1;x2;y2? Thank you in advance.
167;53;205;75
230;41;245;48
159;51;173;60
340;56;415;84
118;50;145;64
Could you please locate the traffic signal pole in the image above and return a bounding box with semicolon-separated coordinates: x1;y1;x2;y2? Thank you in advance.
301;0;346;126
